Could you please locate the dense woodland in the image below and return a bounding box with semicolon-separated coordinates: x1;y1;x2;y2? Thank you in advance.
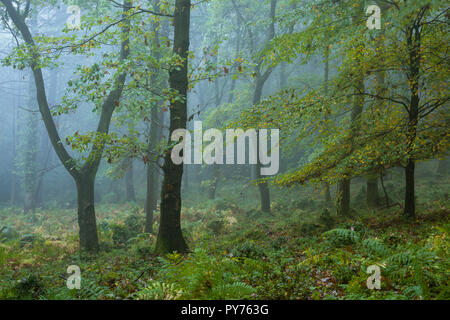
0;0;448;300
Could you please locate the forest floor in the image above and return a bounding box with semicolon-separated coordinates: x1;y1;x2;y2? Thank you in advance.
0;179;449;300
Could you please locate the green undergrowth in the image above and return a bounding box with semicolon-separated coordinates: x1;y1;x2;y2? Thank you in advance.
0;197;448;300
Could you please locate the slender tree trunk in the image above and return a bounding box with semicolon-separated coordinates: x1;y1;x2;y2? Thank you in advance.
233;0;277;214
403;21;422;219
323;44;331;204
10;76;20;207
155;0;190;254
145;155;158;233
33;142;52;208
145;1;164;234
23;70;38;215
404;159;415;218
324;184;331;203
125;158;136;202
366;176;379;208
208;165;219;200
145;110;161;233
365;32;385;209
205;48;224;201
337;180;350;216
336;10;364;215
258;180;271;212
380;171;390;207
253;78;271;213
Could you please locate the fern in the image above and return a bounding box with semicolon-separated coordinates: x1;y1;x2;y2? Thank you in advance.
362;238;391;257
134;281;182;300
210;282;256;300
323;228;360;246
76;278;109;300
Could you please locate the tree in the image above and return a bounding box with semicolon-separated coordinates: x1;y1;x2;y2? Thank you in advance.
145;1;167;234
234;0;449;220
232;0;278;213
155;0;191;254
1;0;132;251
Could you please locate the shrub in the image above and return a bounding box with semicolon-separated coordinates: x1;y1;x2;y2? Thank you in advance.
13;274;45;299
111;224;130;246
124;213;144;235
323;228;360;246
0;225;19;242
155;249;257;299
231;241;265;259
299;222;321;236
207;219;224;235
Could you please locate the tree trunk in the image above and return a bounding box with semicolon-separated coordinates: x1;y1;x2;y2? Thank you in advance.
253;82;271;213
366;176;379;208
23;70;38;215
337;179;350;215
155;0;190;254
125;158;136;202
258;179;271;212
323;44;331;204
10;80;19;207
208;165;219;200
145;111;160;233
145;0;164;234
324;184;331;203
336;13;364;215
403;20;422;219
233;0;277;214
145;157;158;233
75;174;99;252
404;159;415;218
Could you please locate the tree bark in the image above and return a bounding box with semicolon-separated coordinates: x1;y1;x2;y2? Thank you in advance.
337;179;350;216
75;173;99;252
403;16;423;219
155;0;190;254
